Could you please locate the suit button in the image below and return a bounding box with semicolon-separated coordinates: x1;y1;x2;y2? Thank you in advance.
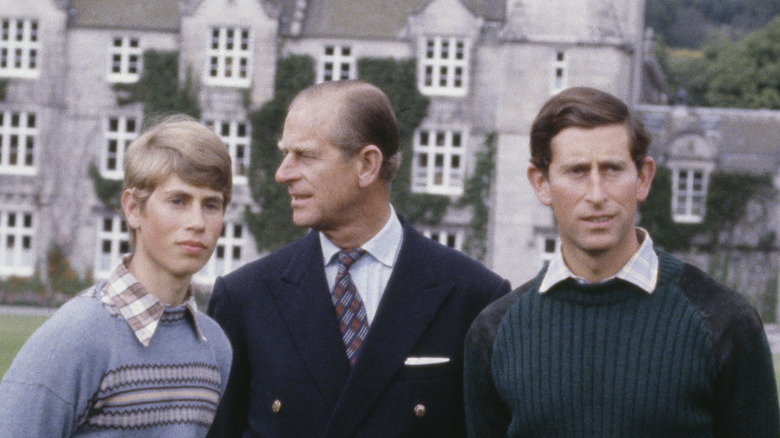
414;404;426;417
272;399;282;413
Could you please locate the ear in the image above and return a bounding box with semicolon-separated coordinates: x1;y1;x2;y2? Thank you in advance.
356;144;383;188
121;189;142;231
527;164;552;206
635;157;656;202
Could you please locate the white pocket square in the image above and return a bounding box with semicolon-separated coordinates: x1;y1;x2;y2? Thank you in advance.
404;356;450;366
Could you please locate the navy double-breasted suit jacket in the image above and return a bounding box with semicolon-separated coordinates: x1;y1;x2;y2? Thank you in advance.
207;220;510;437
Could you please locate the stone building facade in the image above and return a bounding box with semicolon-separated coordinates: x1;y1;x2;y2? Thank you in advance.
1;0;776;299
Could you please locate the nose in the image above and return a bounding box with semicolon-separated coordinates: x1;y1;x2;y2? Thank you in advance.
186;204;207;231
275;153;296;184
585;173;608;204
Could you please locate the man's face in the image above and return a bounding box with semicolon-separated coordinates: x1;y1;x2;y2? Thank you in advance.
126;174;224;281
528;123;655;266
275;99;363;234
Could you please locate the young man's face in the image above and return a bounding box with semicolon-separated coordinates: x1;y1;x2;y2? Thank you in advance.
528;123;655;268
275;98;364;234
126;174;224;281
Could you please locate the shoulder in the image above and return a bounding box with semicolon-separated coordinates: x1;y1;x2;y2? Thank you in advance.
662;252;765;369
465;278;539;364
197;311;232;352
221;233;314;283
404;225;506;285
1;294;117;401
195;311;232;375
24;295;115;352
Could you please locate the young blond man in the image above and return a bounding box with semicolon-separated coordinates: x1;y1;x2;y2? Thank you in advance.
0;116;233;437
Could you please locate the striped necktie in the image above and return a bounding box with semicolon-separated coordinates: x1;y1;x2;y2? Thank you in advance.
331;248;369;366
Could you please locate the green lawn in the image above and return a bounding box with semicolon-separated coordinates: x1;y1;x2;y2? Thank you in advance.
0;314;50;379
2;314;780;401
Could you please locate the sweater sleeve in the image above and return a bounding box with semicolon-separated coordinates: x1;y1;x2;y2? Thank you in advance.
0;299;107;438
464;287;525;438
712;322;780;437
206;276;251;438
677;262;780;437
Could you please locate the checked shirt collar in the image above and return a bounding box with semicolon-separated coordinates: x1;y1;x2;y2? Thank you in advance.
539;228;659;294
95;254;205;347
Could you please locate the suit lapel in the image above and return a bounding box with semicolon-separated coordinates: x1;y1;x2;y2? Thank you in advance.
324;226;454;437
269;232;351;410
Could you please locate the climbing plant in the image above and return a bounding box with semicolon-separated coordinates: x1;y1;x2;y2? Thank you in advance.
244;55;315;251
640;167;775;251
114;50;200;120
457;132;497;261
89;50;201;210
0;79;8;102
357;58;448;225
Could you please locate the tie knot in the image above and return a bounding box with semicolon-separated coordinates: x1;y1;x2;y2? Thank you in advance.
337;248;365;270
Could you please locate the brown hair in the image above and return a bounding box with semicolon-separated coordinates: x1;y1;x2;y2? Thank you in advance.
291;80;401;180
123;114;232;242
530;87;651;172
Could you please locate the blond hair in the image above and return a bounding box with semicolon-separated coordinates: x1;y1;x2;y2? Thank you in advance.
123;115;232;243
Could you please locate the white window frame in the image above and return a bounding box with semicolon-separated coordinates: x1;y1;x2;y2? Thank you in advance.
107;36;141;83
205;26;252;87
94;215;130;279
0;209;35;277
422;227;464;251
317;44;356;83
101;116;139;180
0;18;40;78
551;50;568;94
411;128;467;195
670;163;714;224
0;111;37;175
419;36;469;96
195;221;247;283
206;119;250;184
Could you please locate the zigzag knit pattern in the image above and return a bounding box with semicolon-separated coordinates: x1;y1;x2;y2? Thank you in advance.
80;362;222;430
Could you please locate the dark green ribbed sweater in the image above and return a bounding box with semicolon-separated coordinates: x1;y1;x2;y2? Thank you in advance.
464;252;780;437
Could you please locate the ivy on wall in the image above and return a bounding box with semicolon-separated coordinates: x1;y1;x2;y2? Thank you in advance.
114;50;201;120
90;50;202;210
357;58;449;225
457;132;497;261
640;167;775;251
0;79;8;102
87;162;122;210
640;166;778;320
244;55;315;251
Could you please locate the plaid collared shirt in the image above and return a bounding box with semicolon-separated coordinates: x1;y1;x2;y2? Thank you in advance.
539;228;659;294
91;255;205;347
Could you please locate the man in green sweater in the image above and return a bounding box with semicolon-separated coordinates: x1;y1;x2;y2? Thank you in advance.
464;87;780;437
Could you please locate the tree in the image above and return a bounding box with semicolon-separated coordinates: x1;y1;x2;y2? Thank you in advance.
662;16;780;109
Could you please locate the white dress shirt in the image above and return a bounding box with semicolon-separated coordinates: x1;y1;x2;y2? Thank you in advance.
320;205;404;324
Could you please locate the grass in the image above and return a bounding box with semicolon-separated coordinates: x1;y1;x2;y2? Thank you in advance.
0;314;50;379
2;313;780;401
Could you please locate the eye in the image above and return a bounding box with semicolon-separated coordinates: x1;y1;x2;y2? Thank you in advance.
205;202;223;212
604;164;625;175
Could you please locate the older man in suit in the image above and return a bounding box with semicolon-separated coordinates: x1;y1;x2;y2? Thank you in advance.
207;80;510;437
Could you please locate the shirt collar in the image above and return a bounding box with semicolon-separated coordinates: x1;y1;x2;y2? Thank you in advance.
539;228;658;294
97;254;205;347
320;204;403;267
